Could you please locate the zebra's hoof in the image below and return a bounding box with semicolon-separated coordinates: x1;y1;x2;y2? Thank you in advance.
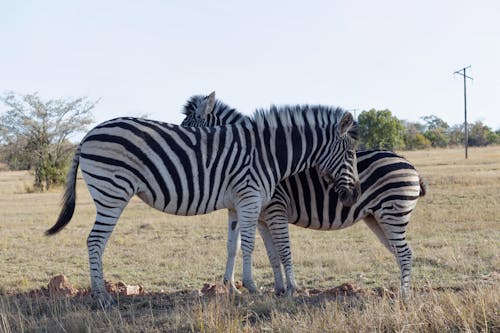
228;286;242;295
223;279;242;295
274;287;286;296
93;292;116;310
401;284;411;303
285;284;298;297
243;281;261;294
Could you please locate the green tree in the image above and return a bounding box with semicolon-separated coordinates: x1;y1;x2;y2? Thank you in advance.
424;127;450;147
421;115;449;130
0;92;96;190
448;124;464;146
493;129;500;144
421;115;450;147
358;109;405;150
468;121;497;146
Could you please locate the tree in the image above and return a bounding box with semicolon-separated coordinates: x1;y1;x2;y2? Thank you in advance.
468;121;498;146
403;121;431;150
423;127;450;147
421;115;450;147
0;92;96;190
357;109;405;150
447;124;464;146
421;115;449;130
493;129;500;144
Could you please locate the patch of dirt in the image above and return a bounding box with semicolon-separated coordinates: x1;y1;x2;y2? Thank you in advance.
48;274;78;297
14;274;462;302
105;280;145;296
299;283;397;302
21;275;144;298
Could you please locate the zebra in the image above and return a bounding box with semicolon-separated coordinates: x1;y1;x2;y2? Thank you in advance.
46;93;360;306
181;93;427;299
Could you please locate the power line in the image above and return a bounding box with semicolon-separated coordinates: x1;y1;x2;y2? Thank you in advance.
453;65;473;159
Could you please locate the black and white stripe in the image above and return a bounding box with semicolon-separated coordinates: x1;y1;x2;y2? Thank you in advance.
46;93;359;306
182;93;426;299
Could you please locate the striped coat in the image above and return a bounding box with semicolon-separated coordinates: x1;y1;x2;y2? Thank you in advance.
182;93;426;298
47;98;359;306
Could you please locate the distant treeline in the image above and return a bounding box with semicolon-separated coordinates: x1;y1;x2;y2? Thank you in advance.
1;92;499;189
357;109;500;150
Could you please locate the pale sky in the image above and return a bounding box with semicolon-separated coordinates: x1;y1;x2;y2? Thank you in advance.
1;0;499;141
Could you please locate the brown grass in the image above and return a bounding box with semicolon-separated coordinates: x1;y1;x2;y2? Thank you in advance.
0;146;499;332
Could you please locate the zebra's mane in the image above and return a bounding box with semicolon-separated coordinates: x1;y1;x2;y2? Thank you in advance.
251;105;357;139
182;94;236;118
182;95;357;140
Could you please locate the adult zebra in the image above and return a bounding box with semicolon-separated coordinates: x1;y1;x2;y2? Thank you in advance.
46;94;359;306
181;93;427;299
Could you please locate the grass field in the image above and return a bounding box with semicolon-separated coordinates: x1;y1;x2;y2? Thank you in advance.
0;146;499;332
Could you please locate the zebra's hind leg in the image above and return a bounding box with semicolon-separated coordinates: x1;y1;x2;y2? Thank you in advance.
262;204;297;296
87;204;128;308
363;215;393;253
223;210;241;294
257;220;286;295
365;214;413;300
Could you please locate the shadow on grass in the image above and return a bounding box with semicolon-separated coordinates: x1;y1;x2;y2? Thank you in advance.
1;282;496;333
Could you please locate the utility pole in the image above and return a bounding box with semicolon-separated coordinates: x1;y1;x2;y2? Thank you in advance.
453;65;473;159
347;108;359;121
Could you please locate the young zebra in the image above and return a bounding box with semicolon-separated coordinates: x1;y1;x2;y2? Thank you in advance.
182;93;427;299
46;95;359;306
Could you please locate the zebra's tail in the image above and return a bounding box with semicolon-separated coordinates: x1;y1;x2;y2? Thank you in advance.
418;175;427;197
45;145;81;235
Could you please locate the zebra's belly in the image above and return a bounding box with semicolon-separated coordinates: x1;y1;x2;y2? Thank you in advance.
289;212;361;230
284;197;369;231
137;190;231;217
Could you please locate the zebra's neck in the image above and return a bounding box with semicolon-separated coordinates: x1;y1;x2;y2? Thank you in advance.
249;105;343;187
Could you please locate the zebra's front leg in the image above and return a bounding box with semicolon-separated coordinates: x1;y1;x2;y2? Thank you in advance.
257;220;286;295
223;209;241;294
237;199;262;294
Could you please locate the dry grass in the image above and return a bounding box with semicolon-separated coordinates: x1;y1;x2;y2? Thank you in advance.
0;146;499;332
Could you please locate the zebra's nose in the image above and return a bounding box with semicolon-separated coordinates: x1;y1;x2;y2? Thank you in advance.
338;181;361;207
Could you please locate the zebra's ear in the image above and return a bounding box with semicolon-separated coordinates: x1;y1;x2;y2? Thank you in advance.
204;91;216;116
338;112;354;136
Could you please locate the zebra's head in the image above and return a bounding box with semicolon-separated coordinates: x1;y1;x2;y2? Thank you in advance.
181;92;244;127
319;111;360;206
181;92;216;127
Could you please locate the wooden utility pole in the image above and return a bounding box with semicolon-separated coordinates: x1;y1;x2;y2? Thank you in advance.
453;66;473;159
347;108;359;121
